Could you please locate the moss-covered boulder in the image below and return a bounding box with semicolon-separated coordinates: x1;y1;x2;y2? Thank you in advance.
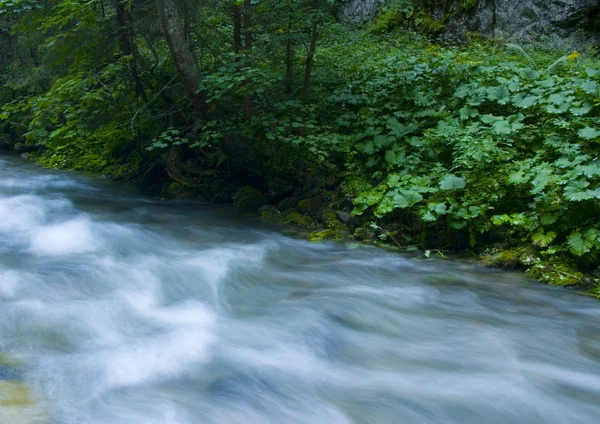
310;229;344;242
297;195;325;214
0;380;47;423
233;186;267;213
285;212;314;227
525;257;587;287
480;248;532;269
260;207;281;223
321;212;344;230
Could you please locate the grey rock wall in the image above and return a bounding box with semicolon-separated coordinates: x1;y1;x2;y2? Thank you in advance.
336;0;386;22
337;0;600;47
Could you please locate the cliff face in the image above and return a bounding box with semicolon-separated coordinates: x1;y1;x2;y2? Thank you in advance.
337;0;600;47
336;0;386;22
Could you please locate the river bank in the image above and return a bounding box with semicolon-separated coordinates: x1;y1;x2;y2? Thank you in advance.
4;148;599;298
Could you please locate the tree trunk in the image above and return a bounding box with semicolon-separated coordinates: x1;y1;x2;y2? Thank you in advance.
233;2;242;61
302;0;319;101
116;0;148;103
155;0;207;116
243;0;253;116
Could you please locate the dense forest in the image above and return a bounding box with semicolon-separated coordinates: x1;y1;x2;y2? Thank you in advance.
1;0;600;294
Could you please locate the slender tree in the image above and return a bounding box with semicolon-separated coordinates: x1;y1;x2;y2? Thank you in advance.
155;0;206;116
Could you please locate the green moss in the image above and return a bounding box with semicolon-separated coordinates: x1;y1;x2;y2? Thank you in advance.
525;257;585;287
370;8;405;34
482;248;588;287
0;380;32;407
233;186;267;213
322;212;337;221
310;229;343;242
297;195;325;214
159;182;195;199
285;212;314;227
261;209;281;222
480;247;536;269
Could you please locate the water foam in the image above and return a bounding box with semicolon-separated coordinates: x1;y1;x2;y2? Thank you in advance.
30;217;102;256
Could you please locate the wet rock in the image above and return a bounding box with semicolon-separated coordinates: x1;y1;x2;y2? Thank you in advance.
336;211;351;223
337;0;385;22
233;186;267;213
0;380;47;423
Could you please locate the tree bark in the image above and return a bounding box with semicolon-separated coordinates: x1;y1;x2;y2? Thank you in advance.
243;0;253;116
302;0;319;101
156;0;207;116
116;0;148;103
233;2;242;61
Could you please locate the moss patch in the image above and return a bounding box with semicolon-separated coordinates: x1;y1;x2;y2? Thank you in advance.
480;247;536;269
285;212;314;227
525;257;586;287
233;186;267;213
297;195;325;214
310;229;343;242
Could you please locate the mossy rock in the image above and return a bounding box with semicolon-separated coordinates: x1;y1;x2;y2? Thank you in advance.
233;186;267;213
261;208;281;223
321;212;344;230
0;380;47;423
285;212;314;227
525;257;586;287
353;227;376;242
480;247;536;269
310;229;344;242
297;195;325;214
160;182;196;200
481;247;586;287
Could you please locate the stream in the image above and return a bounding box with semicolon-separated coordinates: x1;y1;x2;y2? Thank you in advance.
1;154;600;424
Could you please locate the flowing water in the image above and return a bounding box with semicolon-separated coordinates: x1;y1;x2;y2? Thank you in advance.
1;155;600;424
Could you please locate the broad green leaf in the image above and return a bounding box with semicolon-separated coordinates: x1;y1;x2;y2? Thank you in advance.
492;119;511;135
570;103;592;116
567;230;598;256
548;93;565;105
391;190;423;209
439;174;466;190
459;105;479;120
532;229;557;247
513;94;539;108
540;213;558;226
564;180;592;201
579;80;598;94
578;127;600;140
